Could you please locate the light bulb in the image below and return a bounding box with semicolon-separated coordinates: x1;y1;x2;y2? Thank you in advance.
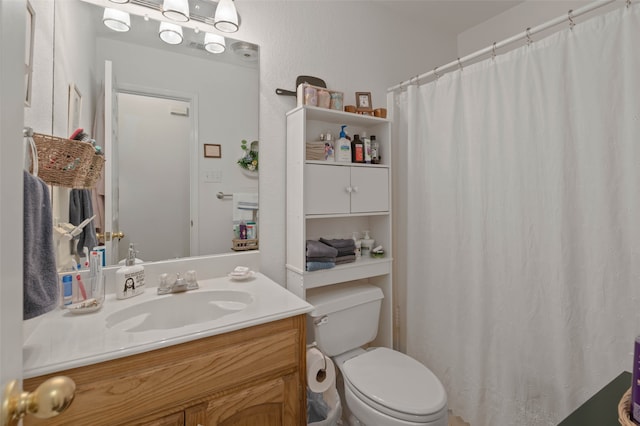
103;8;131;32
159;22;183;45
214;0;239;33
204;33;226;54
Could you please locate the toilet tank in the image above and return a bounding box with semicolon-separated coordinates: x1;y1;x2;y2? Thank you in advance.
306;282;383;357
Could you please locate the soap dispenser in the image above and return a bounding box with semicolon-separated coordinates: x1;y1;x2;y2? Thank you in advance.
336;125;352;162
360;231;375;257
116;243;146;299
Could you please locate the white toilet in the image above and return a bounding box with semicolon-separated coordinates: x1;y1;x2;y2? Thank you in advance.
307;282;448;426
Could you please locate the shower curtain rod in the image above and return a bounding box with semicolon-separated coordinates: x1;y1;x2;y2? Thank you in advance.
388;0;618;92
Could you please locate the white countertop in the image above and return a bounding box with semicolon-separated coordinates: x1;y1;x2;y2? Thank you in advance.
23;273;312;378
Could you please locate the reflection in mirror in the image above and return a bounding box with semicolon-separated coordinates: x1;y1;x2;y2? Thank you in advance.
48;0;259;267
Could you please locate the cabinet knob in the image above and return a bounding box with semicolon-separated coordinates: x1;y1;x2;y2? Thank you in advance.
346;186;352;193
352;186;359;193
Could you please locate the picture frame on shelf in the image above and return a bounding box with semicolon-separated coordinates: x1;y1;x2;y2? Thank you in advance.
355;92;372;109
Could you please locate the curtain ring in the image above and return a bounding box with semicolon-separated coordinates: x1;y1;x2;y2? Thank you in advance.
627;0;631;8
568;10;575;30
457;57;463;71
491;42;497;60
433;66;440;80
526;27;533;46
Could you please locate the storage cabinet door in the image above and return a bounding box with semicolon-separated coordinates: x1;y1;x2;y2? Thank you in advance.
350;167;389;213
305;164;350;215
187;374;300;426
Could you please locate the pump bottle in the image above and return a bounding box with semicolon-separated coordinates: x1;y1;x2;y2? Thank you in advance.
116;243;146;299
336;125;351;162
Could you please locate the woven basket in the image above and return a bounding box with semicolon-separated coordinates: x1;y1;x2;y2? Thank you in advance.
618;387;636;426
32;133;104;189
231;238;259;251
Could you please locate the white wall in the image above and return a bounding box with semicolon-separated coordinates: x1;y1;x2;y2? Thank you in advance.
233;1;457;285
457;0;621;57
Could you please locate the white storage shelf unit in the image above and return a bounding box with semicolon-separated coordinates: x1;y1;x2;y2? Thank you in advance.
286;106;393;349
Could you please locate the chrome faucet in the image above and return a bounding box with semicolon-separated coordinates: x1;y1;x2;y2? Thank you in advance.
157;271;199;295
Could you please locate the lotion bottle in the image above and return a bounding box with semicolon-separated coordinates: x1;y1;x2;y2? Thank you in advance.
116;243;145;299
336;125;351;162
361;231;375;257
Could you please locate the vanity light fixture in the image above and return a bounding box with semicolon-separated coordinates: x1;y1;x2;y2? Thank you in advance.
213;0;239;33
162;0;190;23
103;8;131;32
159;21;183;45
204;33;226;53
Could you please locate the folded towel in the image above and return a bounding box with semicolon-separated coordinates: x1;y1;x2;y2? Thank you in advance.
233;193;258;223
306;240;338;258
306;261;336;272
305;256;336;263
23;171;59;320
69;189;98;255
319;238;356;249
335;254;357;265
336;247;355;256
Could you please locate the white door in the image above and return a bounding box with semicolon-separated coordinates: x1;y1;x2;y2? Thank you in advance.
1;0;26;411
116;93;191;262
103;60;120;265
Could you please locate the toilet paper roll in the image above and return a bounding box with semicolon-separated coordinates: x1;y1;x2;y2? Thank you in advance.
306;347;336;393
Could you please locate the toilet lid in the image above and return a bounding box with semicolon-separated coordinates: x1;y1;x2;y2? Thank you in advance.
342;348;447;418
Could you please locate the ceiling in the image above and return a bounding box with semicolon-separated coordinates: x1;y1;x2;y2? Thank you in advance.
379;1;526;36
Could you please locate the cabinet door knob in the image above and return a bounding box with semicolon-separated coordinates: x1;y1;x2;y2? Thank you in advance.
346;186;352;193
352;186;359;193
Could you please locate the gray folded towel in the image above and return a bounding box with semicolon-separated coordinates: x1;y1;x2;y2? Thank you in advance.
306;240;338;258
23;171;59;320
319;237;356;249
69;189;98;255
306;256;336;263
335;254;357;265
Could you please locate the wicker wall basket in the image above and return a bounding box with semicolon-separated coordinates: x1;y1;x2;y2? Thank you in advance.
618;387;636;426
32;133;104;189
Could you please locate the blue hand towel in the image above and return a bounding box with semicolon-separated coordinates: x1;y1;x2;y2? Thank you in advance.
306;261;336;272
69;189;98;255
23;171;59;320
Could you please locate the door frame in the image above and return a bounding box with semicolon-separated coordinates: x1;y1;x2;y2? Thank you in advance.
115;83;200;258
1;0;27;395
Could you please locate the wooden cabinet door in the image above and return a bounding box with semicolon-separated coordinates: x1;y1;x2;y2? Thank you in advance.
305;164;350;215
350;167;389;213
186;373;300;426
139;412;185;426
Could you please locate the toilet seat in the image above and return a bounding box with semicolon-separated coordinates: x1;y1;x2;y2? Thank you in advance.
342;348;447;423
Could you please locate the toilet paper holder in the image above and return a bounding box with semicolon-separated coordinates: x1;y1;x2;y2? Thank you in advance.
307;342;327;381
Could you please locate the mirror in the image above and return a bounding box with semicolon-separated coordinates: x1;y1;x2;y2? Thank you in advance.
48;0;259;266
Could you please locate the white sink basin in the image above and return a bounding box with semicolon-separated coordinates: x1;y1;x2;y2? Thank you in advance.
105;290;254;332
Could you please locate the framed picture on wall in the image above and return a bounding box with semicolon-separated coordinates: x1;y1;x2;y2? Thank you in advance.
68;84;82;136
204;144;222;158
24;0;35;107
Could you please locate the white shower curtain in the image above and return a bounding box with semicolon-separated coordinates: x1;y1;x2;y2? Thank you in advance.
395;5;640;426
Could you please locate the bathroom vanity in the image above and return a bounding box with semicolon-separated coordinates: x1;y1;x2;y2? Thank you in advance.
22;273;312;425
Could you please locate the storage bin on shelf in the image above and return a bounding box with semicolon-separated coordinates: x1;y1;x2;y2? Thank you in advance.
31;133;104;189
232;238;259;251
